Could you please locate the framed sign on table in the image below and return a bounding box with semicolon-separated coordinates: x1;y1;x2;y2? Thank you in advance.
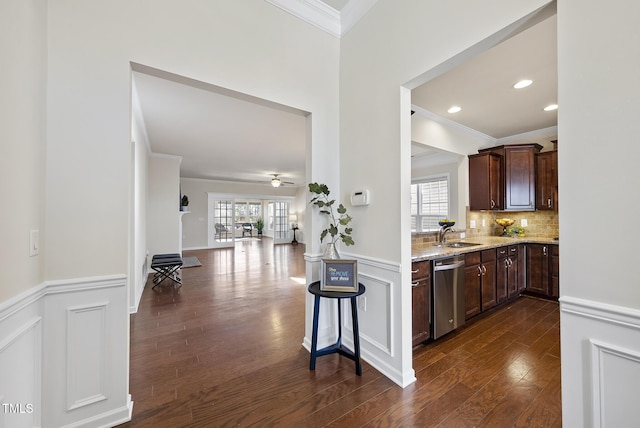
321;259;358;292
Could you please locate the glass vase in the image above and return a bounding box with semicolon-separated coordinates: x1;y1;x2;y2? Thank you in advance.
323;242;340;259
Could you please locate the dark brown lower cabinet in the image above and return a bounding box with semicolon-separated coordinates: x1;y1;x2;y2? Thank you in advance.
515;244;526;294
497;245;521;304
411;260;431;346
551;245;559;298
464;249;496;320
464;262;481;320
525;243;559;299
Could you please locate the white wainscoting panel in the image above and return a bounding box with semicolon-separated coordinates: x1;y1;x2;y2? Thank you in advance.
341;272;393;356
66;303;108;411
590;339;640;427
43;275;131;428
560;296;640;428
304;251;411;387
0;314;42;428
0;274;132;428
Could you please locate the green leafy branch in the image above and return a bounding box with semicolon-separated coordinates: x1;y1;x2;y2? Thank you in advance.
308;182;354;247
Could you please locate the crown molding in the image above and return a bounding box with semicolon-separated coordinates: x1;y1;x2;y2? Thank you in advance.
265;0;378;38
340;0;378;35
495;126;558;145
266;0;340;37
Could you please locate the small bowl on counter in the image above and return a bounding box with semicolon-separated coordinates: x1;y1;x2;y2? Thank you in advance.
495;218;515;236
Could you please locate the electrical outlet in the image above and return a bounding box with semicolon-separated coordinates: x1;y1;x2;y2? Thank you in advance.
470;220;476;228
459;232;466;239
521;219;528;227
482;219;486;227
358;296;366;311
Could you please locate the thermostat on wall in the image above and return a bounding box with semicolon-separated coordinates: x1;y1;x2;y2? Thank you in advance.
350;190;370;206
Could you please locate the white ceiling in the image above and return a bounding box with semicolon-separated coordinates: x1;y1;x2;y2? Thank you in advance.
411;14;557;140
133;3;557;185
133;68;308;186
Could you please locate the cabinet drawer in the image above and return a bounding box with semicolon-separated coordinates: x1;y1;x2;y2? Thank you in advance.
508;245;519;256
465;251;481;265
497;247;508;258
412;260;430;280
481;248;496;262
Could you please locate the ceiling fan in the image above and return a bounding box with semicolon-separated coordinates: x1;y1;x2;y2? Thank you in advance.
270;174;295;187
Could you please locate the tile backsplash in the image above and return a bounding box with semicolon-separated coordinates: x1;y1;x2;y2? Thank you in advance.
411;207;559;250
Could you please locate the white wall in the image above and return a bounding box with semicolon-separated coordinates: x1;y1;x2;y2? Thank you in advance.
337;0;552;387
558;0;640;426
0;2;46;424
0;0;46;301
147;155;181;257
37;2;340;425
45;0;339;279
130;81;150;312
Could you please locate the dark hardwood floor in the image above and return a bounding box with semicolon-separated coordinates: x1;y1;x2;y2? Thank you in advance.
118;239;561;427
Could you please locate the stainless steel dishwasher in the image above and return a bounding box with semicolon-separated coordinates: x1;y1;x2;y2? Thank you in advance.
432;255;466;340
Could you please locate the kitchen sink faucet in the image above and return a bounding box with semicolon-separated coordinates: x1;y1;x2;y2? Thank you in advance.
438;225;454;245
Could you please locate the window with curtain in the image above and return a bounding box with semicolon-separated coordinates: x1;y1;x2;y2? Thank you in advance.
411;176;449;232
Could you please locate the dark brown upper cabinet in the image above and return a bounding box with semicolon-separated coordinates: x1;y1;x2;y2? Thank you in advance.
469;152;503;210
535;149;558;211
476;144;542;211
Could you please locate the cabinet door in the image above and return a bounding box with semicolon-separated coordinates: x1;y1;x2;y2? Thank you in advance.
536;151;558;210
526;244;550;295
507;245;520;298
482;260;498;311
507;256;518;298
505;146;538;211
496;257;509;304
516;245;526;293
411;277;430;346
464;264;481;319
469;152;503;210
551;245;560;298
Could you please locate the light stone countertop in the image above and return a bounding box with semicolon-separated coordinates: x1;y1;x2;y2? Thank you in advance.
412;236;559;262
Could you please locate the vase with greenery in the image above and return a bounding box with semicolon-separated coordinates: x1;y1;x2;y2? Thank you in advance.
308;182;354;258
181;195;189;211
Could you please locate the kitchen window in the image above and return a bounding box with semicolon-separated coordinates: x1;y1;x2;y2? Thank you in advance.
411;175;450;232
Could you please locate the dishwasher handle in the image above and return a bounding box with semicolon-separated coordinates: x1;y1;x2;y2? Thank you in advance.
433;260;465;272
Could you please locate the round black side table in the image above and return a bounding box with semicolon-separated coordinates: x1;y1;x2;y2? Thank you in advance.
307;281;366;375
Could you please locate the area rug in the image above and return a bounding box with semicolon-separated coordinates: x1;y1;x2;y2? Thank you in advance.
182;256;202;268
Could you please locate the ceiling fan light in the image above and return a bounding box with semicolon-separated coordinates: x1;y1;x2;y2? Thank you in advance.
271;177;281;187
513;79;533;89
544;104;558;111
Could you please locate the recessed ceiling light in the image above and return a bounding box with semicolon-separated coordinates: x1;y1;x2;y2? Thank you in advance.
544;104;558;111
514;79;533;89
447;106;462;114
